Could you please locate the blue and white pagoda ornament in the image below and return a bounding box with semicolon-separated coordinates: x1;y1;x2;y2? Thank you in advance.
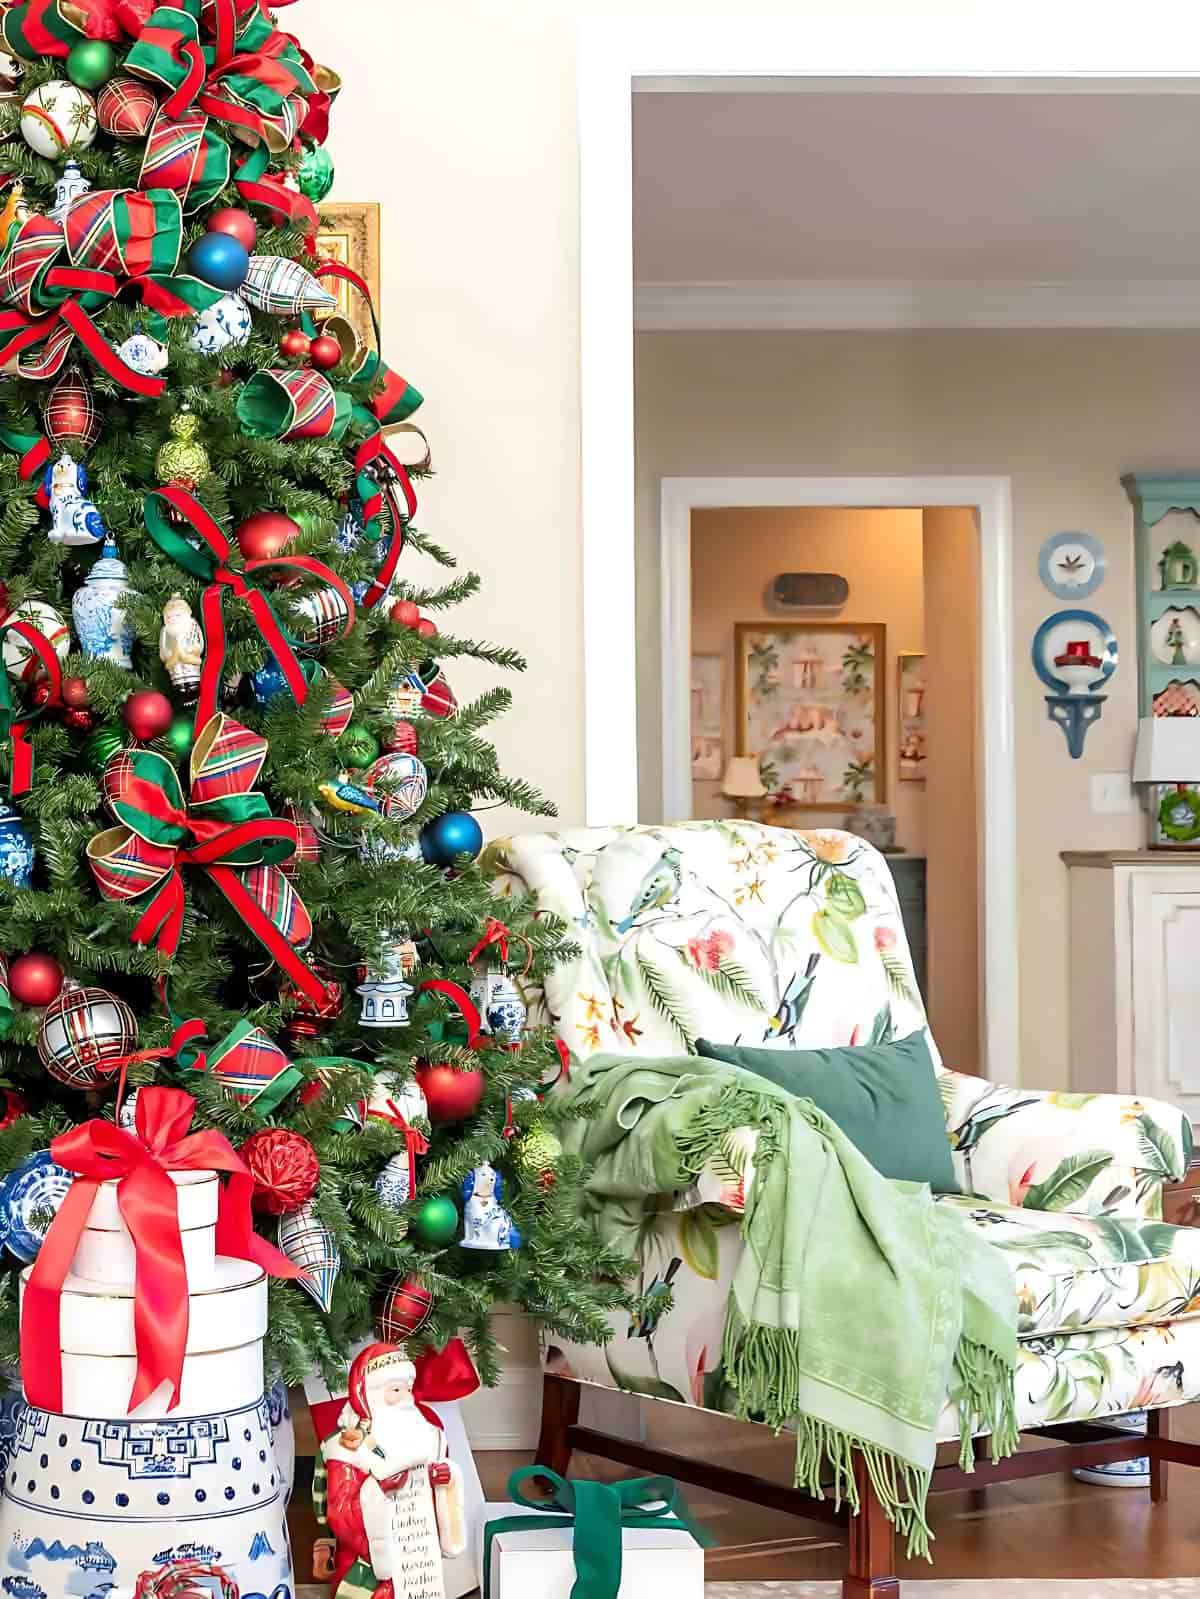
46;450;105;546
72;538;136;666
0;802;33;886
48;158;89;222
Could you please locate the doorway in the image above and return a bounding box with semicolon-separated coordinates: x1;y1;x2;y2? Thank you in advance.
660;474;1013;1080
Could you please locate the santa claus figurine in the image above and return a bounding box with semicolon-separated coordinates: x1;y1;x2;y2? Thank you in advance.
322;1342;467;1599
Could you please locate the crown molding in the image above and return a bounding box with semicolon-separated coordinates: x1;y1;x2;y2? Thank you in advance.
634;279;1200;331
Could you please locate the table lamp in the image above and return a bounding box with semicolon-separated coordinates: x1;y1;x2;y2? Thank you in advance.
722;755;766;819
1132;716;1200;848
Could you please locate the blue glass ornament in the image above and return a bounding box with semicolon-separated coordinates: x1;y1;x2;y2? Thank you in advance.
419;810;483;868
252;656;288;704
187;231;250;291
0;803;34;887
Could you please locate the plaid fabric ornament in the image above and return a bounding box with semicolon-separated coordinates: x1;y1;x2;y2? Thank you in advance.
236;367;351;441
241;255;336;316
197;1016;303;1116
278;1199;340;1313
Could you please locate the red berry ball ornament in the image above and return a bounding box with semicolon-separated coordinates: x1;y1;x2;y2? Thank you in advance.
308;333;341;371
65;708;95;732
241;1127;320;1215
414;1061;485;1123
379;1274;434;1341
389;599;421;629
236;510;301;562
122;690;174;742
278;329;311;359
206;206;258;253
415;617;438;639
9;952;64;1007
62;676;90;708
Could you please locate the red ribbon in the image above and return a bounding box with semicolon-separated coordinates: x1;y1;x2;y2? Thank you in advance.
0;618;62;796
417;979;482;1048
413;1337;479;1404
22;1085;302;1415
383;1098;429;1201
468;917;510;967
555;1038;571;1083
0;271;167;398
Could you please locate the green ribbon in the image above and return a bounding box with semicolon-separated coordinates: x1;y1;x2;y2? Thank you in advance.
481;1466;712;1599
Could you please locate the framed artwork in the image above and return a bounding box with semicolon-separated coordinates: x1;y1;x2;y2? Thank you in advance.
315;202;381;349
897;652;928;782
691;735;723;781
735;622;886;810
690;654;723;738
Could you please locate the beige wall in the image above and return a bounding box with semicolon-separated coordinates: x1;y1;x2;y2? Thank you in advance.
689;506;928;851
922;509;981;1073
636;329;1200;1088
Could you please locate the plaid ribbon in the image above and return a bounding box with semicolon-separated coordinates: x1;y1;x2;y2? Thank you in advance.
184;1015;304;1117
139;107;231;214
142;482;355;730
0;192;222;392
87;714;330;1006
236;366;351;441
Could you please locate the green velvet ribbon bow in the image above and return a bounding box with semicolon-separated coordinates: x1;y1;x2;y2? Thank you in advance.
481;1466;712;1599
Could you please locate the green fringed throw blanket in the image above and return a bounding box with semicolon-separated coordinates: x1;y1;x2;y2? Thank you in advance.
559;1053;1019;1559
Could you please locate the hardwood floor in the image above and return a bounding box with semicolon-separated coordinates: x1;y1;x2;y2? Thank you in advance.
286;1401;1200;1583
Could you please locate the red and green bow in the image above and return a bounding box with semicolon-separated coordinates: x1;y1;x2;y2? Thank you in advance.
143;484;355;729
0;614;64;797
87;713;328;1005
0;189;223;393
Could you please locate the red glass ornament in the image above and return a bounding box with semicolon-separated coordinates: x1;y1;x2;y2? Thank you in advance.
236;510;301;562
45;365;100;451
0;1088;27;1131
122;690;174;741
308;334;341;371
382;720;418;757
414;1061;485;1123
241;1127;320;1215
64;707;94;732
281;964;343;1041
389;599;421;629
207;206;258;252
278;329;311;359
9;952;64;1007
216;369;237;388
62;676;90;708
415;617;438;639
298;1079;324;1107
379;1274;434;1341
30;681;51;709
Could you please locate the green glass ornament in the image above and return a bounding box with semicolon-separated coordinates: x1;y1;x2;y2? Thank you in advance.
84;724;122;772
298;144;335;203
66;39;117;90
411;1194;459;1247
165;714;195;760
339;722;380;769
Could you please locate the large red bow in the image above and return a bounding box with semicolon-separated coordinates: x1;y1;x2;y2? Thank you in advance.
22;1085;302;1415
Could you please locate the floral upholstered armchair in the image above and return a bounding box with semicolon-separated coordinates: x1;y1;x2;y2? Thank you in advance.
488;821;1198;1592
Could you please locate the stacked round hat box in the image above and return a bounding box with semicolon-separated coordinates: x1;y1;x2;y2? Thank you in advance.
0;1163;293;1599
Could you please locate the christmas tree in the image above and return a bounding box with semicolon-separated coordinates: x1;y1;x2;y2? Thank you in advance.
0;0;628;1406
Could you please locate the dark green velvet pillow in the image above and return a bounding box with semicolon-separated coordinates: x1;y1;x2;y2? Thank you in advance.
695;1029;959;1193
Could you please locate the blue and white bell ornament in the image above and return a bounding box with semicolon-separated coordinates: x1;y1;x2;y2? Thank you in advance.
0;803;33;887
468;967;527;1044
46;449;106;546
460;1162;521;1251
72;537;136;666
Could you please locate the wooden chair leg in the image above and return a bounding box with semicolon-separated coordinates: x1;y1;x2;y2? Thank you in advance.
1149;1408;1170;1504
843;1451;900;1598
534;1373;580;1479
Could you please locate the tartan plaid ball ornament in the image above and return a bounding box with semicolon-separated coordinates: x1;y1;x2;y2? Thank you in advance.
378;1273;434;1340
45;365;100;451
293;583;353;652
96;76;157;139
37;981;136;1090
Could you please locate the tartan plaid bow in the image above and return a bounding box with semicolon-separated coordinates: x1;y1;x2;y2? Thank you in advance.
87;713;329;1005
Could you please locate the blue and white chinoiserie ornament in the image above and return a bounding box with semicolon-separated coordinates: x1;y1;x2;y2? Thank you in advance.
356;940;414;1029
375;1151;413;1212
188;289;253;355
0;1150;72;1262
334;497;366;554
357;826;423;867
45;449;106;546
468;968;526;1043
0;804;33;887
72;537;136;667
460;1162;521;1252
48;157;89;222
116;322;168;377
117;1086;139;1129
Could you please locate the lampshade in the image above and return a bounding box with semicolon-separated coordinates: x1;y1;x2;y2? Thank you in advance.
722;756;766;798
1132;716;1200;783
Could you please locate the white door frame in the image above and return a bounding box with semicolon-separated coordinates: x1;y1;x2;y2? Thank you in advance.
660;475;1014;1081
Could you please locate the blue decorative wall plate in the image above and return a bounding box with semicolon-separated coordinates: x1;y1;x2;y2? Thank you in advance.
1031;609;1118;695
1039;532;1107;600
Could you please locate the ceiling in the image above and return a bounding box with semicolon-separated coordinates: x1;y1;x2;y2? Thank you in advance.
632;89;1200;327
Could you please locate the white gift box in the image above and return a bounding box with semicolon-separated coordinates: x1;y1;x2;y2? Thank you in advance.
475;1499;705;1599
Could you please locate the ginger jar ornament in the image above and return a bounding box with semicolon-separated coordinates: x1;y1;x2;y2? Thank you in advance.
156;407;210;488
72;538;136;667
159;593;204;698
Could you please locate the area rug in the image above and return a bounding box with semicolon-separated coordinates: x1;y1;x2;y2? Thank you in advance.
707;1583;1200;1596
